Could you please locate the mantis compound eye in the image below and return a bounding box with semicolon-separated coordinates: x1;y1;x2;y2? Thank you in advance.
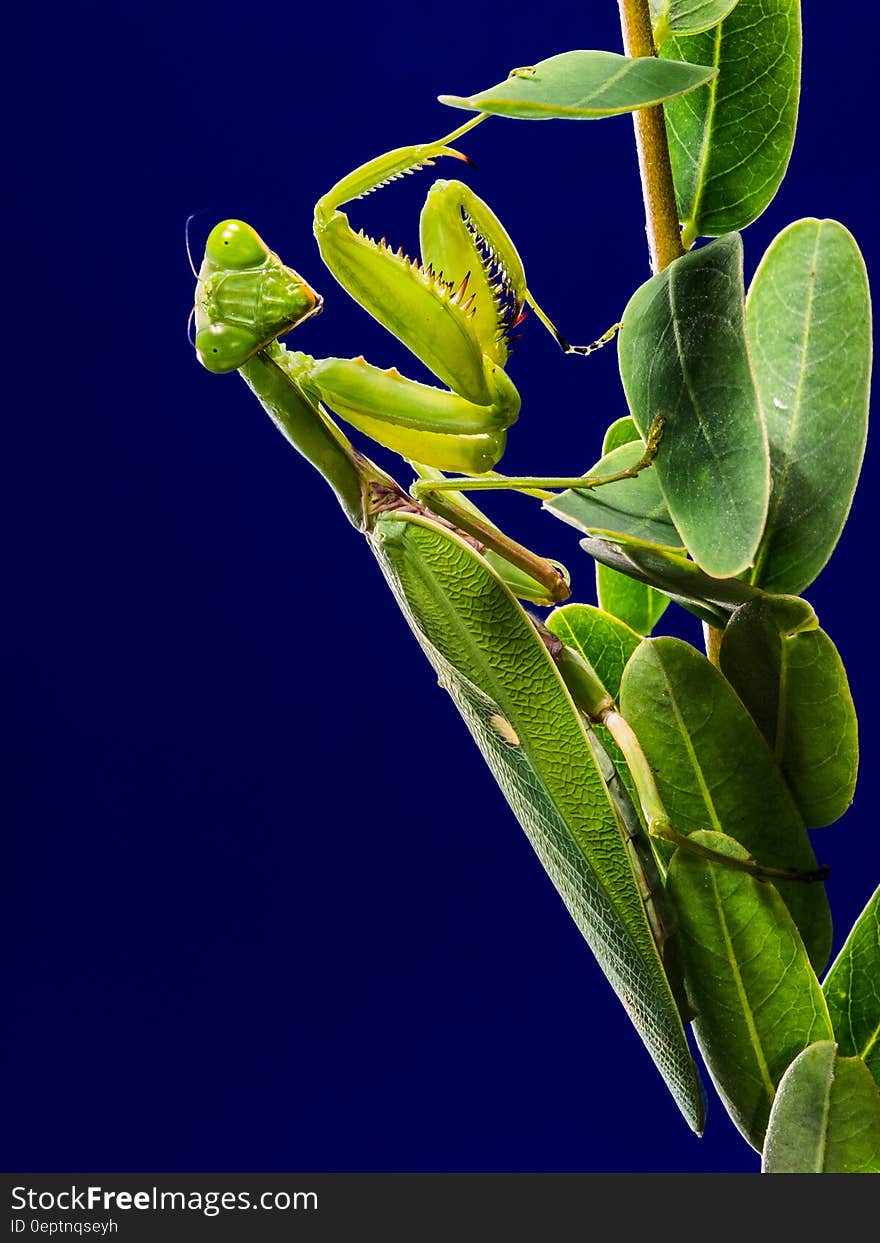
205;219;269;270
195;322;259;372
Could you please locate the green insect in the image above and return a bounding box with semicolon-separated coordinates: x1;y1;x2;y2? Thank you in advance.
188;135;712;1127
194;115;623;480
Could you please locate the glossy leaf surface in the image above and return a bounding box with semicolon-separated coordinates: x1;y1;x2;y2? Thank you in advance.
371;512;705;1131
747;219;872;595
721;598;858;828
618;233;769;577
667;831;832;1150
762;1042;880;1172
661;0;801;239
439;50;716;119
823;886;880;1088
620;637;832;970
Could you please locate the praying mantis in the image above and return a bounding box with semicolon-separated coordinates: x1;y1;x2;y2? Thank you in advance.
190;116;834;1135
194;113;652;590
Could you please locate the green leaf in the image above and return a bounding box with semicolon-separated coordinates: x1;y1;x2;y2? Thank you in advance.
591;419;671;635
543;417;676;635
720;599;858;829
823;886;880;1088
661;0;802;240
546;605;641;703
619;637;832;971
618;233;769;577
596;565;671;637
438;50;717;119
601;416;641;454
762;1042;880;1173
545;443;683;549
747;219;872;595
652;2;741;46
371;512;705;1132
580;536;810;629
667;830;833;1150
546;603;663;834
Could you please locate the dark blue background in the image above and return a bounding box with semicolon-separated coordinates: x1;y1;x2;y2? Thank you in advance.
6;2;878;1174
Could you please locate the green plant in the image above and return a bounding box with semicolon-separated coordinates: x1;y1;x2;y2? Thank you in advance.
190;0;878;1170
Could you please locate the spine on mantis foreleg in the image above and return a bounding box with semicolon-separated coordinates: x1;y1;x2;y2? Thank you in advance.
369;507;705;1132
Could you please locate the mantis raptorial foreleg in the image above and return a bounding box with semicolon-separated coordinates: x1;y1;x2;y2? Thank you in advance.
192;221;571;604
193;119;651;567
196;116;633;482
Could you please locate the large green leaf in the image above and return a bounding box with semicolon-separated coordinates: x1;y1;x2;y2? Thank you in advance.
651;1;741;46
620;637;832;971
746;219;872;595
618;233;769;577
720;599;858;829
762;1042;880;1173
371;511;705;1131
661;0;802;241
667;830;832;1150
438;50;716;119
823;886;880;1088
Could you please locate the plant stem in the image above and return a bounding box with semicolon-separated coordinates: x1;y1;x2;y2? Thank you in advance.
617;0;725;662
616;0;684;274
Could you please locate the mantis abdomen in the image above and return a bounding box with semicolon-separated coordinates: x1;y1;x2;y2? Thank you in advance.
371;509;706;1133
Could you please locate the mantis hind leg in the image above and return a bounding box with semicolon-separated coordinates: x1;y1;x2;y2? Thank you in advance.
411;414;666;502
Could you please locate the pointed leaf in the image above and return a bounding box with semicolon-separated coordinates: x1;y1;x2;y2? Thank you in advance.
620;637;832;970
618;233;769;577
371;512;705;1131
651;1;741;45
762;1042;880;1173
667;830;833;1150
823;886;880;1088
661;0;802;239
720;598;858;828
747;219;872;595
439;50;717;120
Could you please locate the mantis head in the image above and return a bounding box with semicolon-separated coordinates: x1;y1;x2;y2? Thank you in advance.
194;220;322;373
